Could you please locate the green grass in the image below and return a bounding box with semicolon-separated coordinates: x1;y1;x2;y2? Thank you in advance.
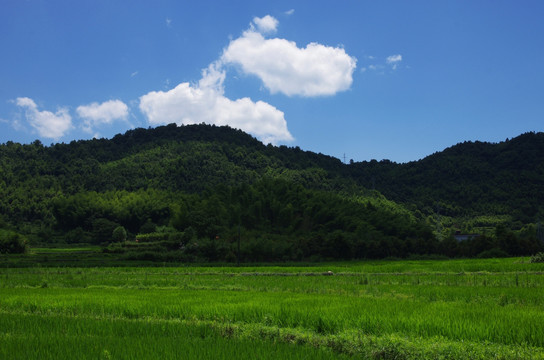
30;246;101;253
1;257;543;359
0;312;350;360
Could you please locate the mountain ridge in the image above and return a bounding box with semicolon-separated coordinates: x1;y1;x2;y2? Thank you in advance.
1;124;542;259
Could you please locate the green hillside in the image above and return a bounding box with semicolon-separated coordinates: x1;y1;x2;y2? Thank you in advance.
350;132;544;230
1;124;542;260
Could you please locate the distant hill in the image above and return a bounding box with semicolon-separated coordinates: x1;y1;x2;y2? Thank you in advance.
349;132;544;226
1;124;542;260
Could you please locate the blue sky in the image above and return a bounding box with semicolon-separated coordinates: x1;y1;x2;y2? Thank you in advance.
1;1;543;163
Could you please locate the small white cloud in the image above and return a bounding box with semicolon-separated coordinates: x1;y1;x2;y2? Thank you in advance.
386;54;402;70
386;54;402;64
166;18;172;28
252;15;279;34
363;64;386;75
285;9;295;16
12;117;25;132
221;17;357;97
139;63;293;144
131;71;139;77
4;110;26;132
77;99;129;133
15;97;72;140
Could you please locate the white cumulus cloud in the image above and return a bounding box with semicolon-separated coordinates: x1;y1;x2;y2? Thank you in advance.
138;14;357;143
77;99;129;133
139;63;293;144
252;15;278;34
221;16;357;97
15;97;72;140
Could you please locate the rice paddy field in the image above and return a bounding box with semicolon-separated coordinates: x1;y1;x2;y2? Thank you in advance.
1;257;544;359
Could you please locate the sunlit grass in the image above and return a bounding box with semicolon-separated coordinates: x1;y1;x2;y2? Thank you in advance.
0;258;543;359
0;313;349;360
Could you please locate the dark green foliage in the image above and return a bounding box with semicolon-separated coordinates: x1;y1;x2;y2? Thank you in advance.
0;230;27;254
112;226;127;243
530;252;544;263
1;124;543;260
136;232;170;243
349;132;544;223
476;248;509;258
92;218;120;244
153;178;437;261
139;220;157;234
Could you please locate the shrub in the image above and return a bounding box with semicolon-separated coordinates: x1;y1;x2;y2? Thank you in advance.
102;243;125;254
0;230;28;254
92;218;120;243
135;232;170;242
122;251;165;261
530;252;544;263
139;220;157;234
112;226;127;243
64;227;92;244
477;248;509;258
224;250;237;263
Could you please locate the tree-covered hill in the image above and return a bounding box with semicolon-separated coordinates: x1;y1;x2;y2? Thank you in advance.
2;123;347;194
0;124;542;260
349;132;544;227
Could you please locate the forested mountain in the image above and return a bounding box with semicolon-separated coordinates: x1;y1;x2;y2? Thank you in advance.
0;124;542;260
350;132;544;227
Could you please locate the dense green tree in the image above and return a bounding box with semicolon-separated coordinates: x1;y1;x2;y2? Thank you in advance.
91;218;120;244
0;230;27;254
112;226;127;243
